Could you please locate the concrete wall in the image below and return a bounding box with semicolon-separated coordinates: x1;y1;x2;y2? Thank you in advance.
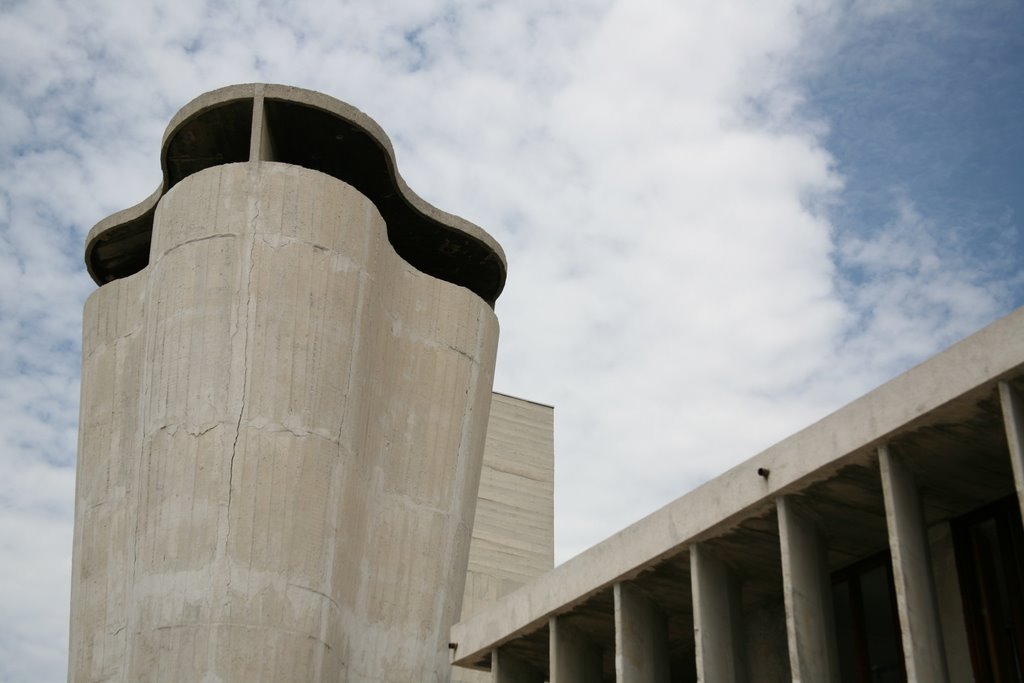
70;161;499;682
453;393;554;683
72;272;146;683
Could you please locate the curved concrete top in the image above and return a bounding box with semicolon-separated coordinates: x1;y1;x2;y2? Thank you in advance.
85;83;507;305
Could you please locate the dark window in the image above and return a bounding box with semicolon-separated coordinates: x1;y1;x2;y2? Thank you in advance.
953;496;1024;682
832;552;907;682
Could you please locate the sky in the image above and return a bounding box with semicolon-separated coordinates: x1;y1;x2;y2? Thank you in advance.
1;0;1022;679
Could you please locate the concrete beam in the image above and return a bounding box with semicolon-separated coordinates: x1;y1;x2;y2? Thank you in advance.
878;444;949;682
690;544;746;683
492;648;544;683
614;582;669;683
1000;381;1024;523
550;617;603;683
776;497;839;682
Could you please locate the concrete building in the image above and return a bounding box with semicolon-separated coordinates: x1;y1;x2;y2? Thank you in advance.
450;306;1024;682
456;394;555;683
70;84;556;683
73;83;1024;682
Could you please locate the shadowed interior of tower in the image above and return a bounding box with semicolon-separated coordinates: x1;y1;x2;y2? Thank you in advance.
84;87;506;306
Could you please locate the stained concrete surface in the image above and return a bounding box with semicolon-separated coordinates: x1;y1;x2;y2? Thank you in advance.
71;86;504;683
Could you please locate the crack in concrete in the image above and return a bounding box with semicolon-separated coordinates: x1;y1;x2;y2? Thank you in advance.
446;343;475;362
225;197;259;572
158;232;236;259
150;423;222;438
287;583;342;611
83;328;143;362
187;424;219;438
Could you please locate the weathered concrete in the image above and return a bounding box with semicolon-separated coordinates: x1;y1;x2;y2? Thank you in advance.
1000;381;1024;522
690;544;745;683
878;444;950;683
614;582;669;683
776;497;839;682
550;617;604;683
71;86;503;683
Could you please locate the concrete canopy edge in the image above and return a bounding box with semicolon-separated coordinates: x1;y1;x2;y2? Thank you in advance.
450;304;1024;667
84;83;507;305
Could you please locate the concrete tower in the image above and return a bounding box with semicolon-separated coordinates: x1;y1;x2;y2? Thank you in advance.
70;84;507;682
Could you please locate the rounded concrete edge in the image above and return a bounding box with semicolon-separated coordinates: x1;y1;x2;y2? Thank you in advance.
85;83;507;302
260;84;508;273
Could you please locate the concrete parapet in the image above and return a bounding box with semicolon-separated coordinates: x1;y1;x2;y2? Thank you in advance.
84;84;506;306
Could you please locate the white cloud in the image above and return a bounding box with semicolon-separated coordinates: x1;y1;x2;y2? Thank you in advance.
0;0;1017;678
835;198;1008;373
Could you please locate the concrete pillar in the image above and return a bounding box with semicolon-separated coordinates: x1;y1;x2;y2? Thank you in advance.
550;616;604;683
878;443;950;682
614;582;670;683
492;647;544;683
999;381;1024;523
690;543;746;683
928;522;975;682
776;497;840;682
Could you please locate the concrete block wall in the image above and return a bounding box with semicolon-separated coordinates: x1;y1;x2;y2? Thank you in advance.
454;393;555;683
